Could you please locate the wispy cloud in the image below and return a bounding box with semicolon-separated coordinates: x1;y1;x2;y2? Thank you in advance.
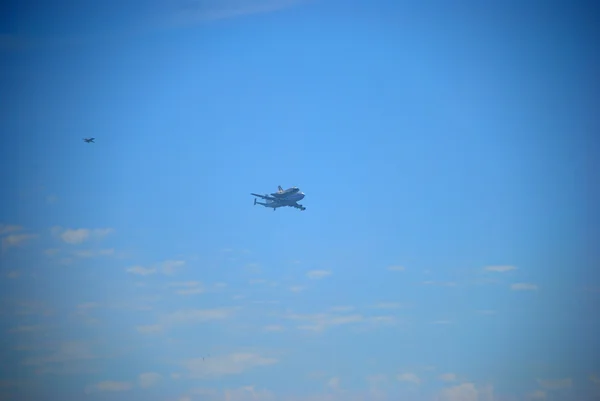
438;382;481;401
330;306;355;312
423;281;457;287
264;325;284;332
84;381;133;393
72;249;115;258
126;266;157;276
1;233;37;251
0;224;23;235
12;300;53;317
169;281;204;295
440;373;457;382
162;260;185;275
169;0;307;26
529;390;547;399
125;259;187;276
9;325;46;333
21;341;97;369
431;320;453;325
136;325;163;334
397;372;421;385
373;302;406;309
511;283;538;291
307;270;332;279
484;265;517;273
183;352;278;379
285;312;364;332
328;377;341;390
138;372;162;388
51;226;113;244
6;270;19;279
537;378;572;390
167;307;237;323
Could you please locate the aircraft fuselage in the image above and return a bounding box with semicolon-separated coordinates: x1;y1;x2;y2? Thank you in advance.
251;187;306;211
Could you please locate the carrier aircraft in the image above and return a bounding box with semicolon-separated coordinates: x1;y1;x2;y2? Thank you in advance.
251;186;306;211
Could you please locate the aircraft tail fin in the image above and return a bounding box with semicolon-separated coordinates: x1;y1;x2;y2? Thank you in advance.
278;185;284;193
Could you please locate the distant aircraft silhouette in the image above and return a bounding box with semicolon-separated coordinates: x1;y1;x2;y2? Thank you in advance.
83;137;95;143
251;185;306;211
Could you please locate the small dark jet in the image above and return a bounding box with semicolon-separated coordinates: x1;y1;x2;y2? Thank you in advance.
251;186;306;211
83;137;95;143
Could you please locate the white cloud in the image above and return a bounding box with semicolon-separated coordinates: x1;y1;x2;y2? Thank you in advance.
537;378;572;390
162;260;185;274
1;233;37;251
328;377;340;390
286;312;364;332
367;374;388;385
85;381;133;393
511;283;538;291
138;372;162;388
431;320;453;325
21;341;95;367
423;281;457;287
168;308;236;323
6;271;19;279
52;226;113;244
387;266;405;271
330;306;355;312
307;270;332;279
126;266;157;276
245;263;262;274
368;316;398;327
125;260;186;276
438;383;478;401
264;325;284;332
44;248;60;256
136;325;163;334
484;265;517;272
9;325;45;333
0;224;22;235
72;249;115;258
374;302;405;309
290;286;305;293
440;373;457;382
184;352;278;379
397;372;421;385
222;386;276;401
170;0;306;25
13;300;53;316
170;281;204;295
529;390;547;400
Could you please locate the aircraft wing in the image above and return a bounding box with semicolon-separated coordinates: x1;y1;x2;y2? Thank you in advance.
250;193;277;201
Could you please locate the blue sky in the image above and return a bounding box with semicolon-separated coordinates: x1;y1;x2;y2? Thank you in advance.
1;0;599;400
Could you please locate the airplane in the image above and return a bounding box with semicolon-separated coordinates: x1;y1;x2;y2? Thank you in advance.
83;137;95;143
251;186;306;211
